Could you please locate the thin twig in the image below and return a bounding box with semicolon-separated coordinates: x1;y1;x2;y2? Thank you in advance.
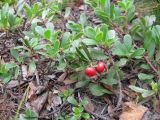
143;55;158;73
101;47;123;112
110;57;123;111
114;71;123;110
134;44;158;73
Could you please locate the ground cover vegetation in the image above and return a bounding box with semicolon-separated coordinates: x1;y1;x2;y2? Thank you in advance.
0;0;160;120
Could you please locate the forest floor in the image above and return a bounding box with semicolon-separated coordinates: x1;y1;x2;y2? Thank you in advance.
0;1;160;120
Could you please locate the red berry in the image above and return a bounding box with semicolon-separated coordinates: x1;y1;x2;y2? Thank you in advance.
84;67;96;77
96;62;105;73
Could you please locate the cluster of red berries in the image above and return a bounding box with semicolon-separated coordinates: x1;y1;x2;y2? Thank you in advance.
84;62;105;77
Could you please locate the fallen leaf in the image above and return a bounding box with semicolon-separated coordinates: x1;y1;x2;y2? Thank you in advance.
122;90;138;98
6;80;25;89
44;74;56;81
46;92;62;111
84;97;95;113
36;86;46;95
58;86;68;92
155;100;160;113
28;82;37;101
31;92;48;115
53;89;60;94
0;58;5;64
103;84;113;91
108;105;114;116
120;102;148;120
63;78;76;85
57;72;67;82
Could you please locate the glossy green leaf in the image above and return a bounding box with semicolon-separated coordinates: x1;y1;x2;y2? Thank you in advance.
43;29;52;40
67;96;78;105
89;83;112;96
29;61;36;73
138;73;154;80
131;48;145;58
80;13;87;27
75;80;90;88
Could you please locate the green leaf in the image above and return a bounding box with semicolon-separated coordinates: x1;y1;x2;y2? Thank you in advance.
129;85;148;93
32;2;39;14
75;80;90;88
108;30;116;39
80;98;88;106
29;61;36;73
19;114;27;120
84;26;96;39
69;116;78;120
35;26;44;36
101;24;108;41
25;108;37;119
95;32;103;41
5;63;17;70
140;64;150;70
110;4;115;19
29;38;38;48
66;21;82;32
117;58;128;67
131;48;145;58
10;48;21;62
14;66;19;79
67;96;78;105
73;32;83;40
100;67;117;85
142;90;155;98
129;85;155;97
81;39;98;45
112;34;132;56
89;83;112;96
118;1;126;9
43;29;52;40
80;13;87;27
73;107;83;114
0;73;11;83
81;42;92;61
8;14;16;28
138;73;154;81
89;48;108;60
123;34;132;51
64;7;71;18
24;3;32;19
76;47;88;62
82;113;90;119
145;15;156;26
95;8;109;23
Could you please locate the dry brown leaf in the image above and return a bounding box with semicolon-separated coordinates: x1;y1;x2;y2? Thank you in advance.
120;102;148;120
84;97;95;113
63;78;76;85
44;74;56;80
122;90;138;98
57;72;67;82
31;91;48;115
36;86;46;95
46;92;62;111
58;86;68;92
28;82;37;101
108;105;114;116
155;100;160;113
0;58;5;64
6;80;25;89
